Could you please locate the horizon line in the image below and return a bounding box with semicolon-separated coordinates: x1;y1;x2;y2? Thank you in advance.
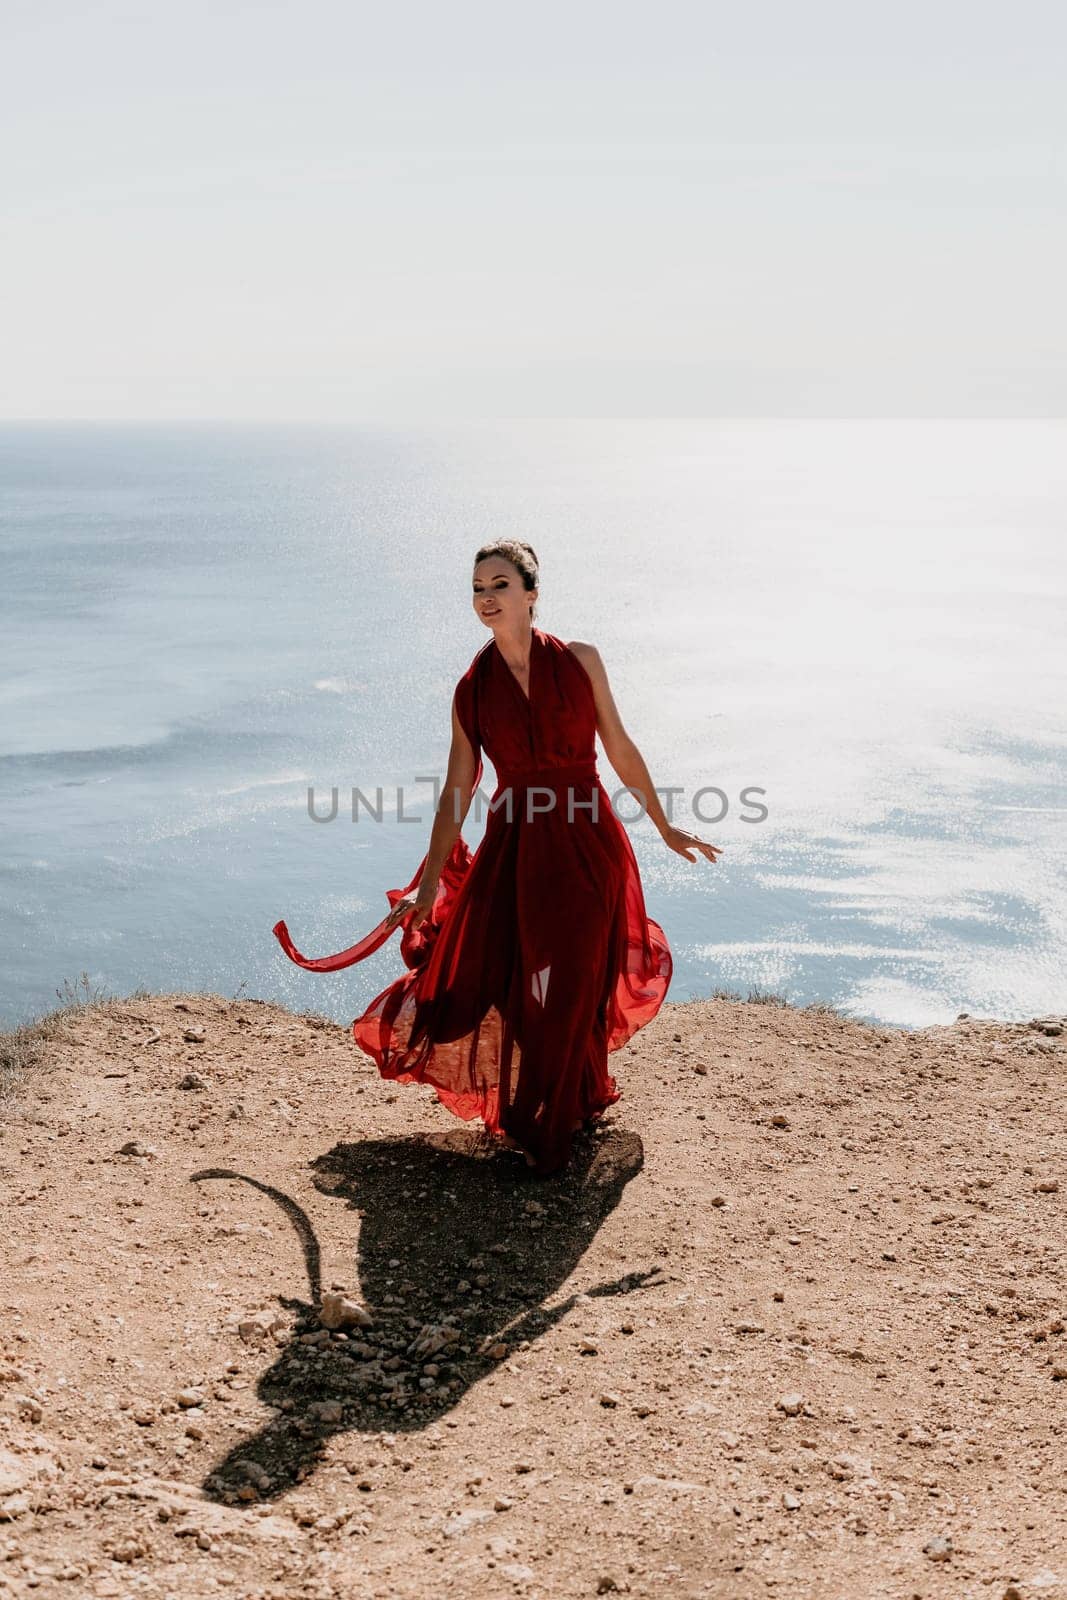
2;414;1065;426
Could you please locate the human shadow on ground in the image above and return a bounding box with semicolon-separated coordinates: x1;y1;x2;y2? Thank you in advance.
193;1121;662;1503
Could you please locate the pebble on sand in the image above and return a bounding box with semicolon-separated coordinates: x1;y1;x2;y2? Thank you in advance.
238;1310;288;1343
319;1291;373;1331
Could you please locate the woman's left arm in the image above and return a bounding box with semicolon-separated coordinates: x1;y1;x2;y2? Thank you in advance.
569;641;724;866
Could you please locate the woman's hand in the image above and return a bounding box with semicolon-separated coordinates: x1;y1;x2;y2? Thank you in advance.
660;825;724;865
384;879;438;933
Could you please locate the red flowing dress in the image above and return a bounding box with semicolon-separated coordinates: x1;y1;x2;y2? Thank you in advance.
273;628;672;1175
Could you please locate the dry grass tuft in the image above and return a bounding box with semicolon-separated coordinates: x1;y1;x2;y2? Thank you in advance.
0;971;130;1103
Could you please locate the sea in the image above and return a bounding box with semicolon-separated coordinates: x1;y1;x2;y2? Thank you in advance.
1;420;1064;1033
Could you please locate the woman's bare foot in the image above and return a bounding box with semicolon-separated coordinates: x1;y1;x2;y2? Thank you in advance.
495;1131;537;1168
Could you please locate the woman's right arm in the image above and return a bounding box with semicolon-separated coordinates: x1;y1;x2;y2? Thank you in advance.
383;698;479;931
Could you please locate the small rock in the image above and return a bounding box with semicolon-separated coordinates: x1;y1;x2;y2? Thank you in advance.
118;1141;152;1158
782;1491;801;1510
444;1508;494;1537
308;1400;343;1424
599;1392;620;1408
109;1537;147;1563
179;1072;208;1090
776;1392;805;1417
410;1323;459;1358
597;1579;620;1594
182;1027;206;1044
1034;1180;1059;1194
0;1449;28;1498
923;1534;952;1562
319;1291;373;1331
827;1452;873;1481
493;1496;513;1512
770;1113;790;1129
238;1309;287;1343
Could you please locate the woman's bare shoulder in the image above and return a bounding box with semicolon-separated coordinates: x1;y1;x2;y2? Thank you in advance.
565;639;600;663
566;639;608;679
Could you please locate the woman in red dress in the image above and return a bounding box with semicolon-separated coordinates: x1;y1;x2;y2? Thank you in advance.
273;540;722;1176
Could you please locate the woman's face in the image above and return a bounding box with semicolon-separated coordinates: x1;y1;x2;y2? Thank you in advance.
472;557;536;632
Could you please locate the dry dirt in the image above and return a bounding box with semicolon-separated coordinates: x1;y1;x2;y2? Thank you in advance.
0;990;1064;1600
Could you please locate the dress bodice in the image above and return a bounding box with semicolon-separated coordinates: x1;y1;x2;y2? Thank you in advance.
453;628;599;789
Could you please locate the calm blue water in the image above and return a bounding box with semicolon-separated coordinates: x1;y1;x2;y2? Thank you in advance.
2;420;1064;1032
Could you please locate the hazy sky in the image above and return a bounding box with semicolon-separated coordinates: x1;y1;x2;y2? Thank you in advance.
3;0;1064;419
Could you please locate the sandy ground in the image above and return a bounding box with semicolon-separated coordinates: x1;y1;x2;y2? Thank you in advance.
0;989;1064;1600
